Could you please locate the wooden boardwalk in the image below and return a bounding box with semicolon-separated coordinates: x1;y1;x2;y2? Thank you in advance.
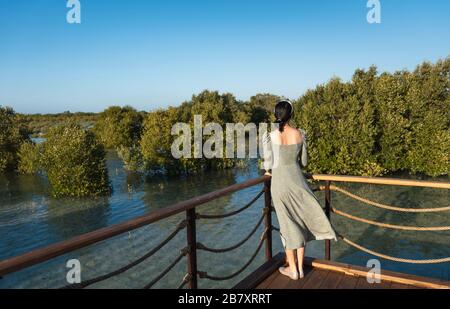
256;265;417;289
235;253;450;289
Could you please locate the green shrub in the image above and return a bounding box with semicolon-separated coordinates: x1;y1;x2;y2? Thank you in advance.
293;76;383;176
373;71;411;172
140;91;248;175
22;112;98;137
18;142;42;174
0;106;30;173
404;59;450;176
140;107;195;174
292;57;449;177
248;93;280;124
42;122;111;197
5;57;448;179
93;106;143;149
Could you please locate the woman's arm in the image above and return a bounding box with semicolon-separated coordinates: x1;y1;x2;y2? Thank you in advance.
300;129;308;167
261;131;273;173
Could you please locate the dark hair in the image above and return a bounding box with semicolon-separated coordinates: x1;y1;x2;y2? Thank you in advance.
274;100;293;132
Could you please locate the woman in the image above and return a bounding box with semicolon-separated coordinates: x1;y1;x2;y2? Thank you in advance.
262;100;337;280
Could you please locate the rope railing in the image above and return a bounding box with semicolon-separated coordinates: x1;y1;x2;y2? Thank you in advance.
0;175;271;289
196;190;264;219
143;247;188;289
58;182;269;289
320;184;450;213
331;207;450;231
197;210;267;253
316;183;450;265
62;219;188;289
177;273;191;289
197;228;268;281
338;235;450;264
189;189;269;284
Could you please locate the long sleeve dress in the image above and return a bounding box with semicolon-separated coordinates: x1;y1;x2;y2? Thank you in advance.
262;129;337;249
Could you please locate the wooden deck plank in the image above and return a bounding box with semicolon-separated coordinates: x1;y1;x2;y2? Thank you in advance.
304;257;450;289
390;282;422;289
254;268;429;290
236;253;450;289
355;277;392;289
264;271;291;289
233;252;285;289
376;280;393;289
283;266;315;289
255;270;280;289
390;282;412;289
335;274;359;289
301;269;330;289
318;271;345;289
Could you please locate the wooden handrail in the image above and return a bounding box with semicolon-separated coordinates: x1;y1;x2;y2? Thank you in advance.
0;175;270;277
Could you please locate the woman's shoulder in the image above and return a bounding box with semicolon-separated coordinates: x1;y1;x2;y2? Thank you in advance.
300;128;307;135
292;128;307;143
266;127;306;142
286;126;304;138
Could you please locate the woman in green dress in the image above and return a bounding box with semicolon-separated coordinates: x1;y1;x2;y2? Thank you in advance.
262;100;337;280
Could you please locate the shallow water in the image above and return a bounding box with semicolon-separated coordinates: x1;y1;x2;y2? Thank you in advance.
0;152;449;288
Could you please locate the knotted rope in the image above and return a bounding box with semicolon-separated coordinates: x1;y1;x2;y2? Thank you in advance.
332;207;450;231
62;219;187;289
197;228;268;281
317;183;450;264
319;185;450;213
339;235;450;264
143;247;188;289
177;273;191;289
197;209;267;253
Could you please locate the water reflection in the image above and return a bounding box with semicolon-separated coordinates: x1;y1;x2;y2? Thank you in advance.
44;197;110;240
141;169;237;211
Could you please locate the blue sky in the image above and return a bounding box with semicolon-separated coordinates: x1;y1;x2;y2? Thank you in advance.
0;0;449;114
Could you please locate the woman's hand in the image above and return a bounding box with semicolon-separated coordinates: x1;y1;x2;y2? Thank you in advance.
264;171;272;176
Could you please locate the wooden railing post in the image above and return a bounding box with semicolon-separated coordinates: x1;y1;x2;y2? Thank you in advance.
324;180;331;260
264;179;273;261
186;208;198;289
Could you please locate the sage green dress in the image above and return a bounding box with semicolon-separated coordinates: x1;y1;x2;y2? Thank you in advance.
262;129;337;249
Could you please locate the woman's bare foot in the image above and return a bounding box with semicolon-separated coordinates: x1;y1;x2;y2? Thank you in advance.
297;262;304;278
296;247;305;279
298;268;304;278
279;266;299;280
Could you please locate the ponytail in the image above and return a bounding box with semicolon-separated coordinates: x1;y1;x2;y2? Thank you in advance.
274;100;293;133
275;119;287;132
